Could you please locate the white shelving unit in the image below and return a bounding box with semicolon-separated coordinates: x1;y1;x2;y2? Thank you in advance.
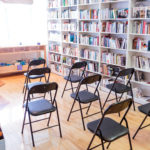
47;0;150;104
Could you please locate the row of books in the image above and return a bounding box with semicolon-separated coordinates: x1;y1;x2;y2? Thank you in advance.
101;51;126;66
132;55;150;70
51;63;62;74
133;7;150;18
79;0;99;4
49;32;61;41
63;33;77;43
101;8;128;19
80;9;100;20
86;61;99;72
62;57;77;66
48;22;61;31
48;10;60;19
49;44;60;53
62;22;77;31
62;9;78;19
80;48;98;61
101;36;127;49
101;64;114;76
62;0;77;6
49;53;61;62
132;37;150;51
132;21;150;34
79;21;99;32
79;34;99;46
101;21;128;33
63;46;78;56
132;71;145;82
48;0;60;8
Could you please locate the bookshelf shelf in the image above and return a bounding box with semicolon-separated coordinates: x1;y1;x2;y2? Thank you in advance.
47;0;150;104
49;51;61;55
131;80;150;87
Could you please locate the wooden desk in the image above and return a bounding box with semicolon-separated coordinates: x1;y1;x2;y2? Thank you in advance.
0;45;47;76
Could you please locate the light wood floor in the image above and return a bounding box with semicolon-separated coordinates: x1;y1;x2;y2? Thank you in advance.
0;73;150;150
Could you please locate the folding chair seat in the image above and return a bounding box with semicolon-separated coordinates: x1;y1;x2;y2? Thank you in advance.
87;99;133;150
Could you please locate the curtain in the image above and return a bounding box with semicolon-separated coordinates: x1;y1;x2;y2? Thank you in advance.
0;0;47;46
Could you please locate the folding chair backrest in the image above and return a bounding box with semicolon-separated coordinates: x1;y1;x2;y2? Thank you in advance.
29;59;46;67
28;67;50;76
29;82;58;95
104;98;132;115
80;74;101;85
118;68;134;78
71;61;87;70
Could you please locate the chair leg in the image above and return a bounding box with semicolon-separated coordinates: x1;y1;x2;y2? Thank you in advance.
127;132;133;150
115;92;120;117
21;108;27;134
23;87;27;106
106;142;111;149
47;112;52;126
22;77;27;93
55;103;62;138
102;90;111;109
28;111;35;147
61;80;68;98
130;88;136;111
70;81;74;93
101;138;105;150
87;133;96;150
78;102;86;130
67;100;76;121
133;115;148;139
98;97;103;115
86;102;92;115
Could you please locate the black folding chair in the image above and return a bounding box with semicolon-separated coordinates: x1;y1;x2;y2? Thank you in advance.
87;98;133;150
67;74;103;130
21;82;62;147
61;61;87;98
23;67;51;105
103;68;135;111
133;103;150;139
23;59;46;93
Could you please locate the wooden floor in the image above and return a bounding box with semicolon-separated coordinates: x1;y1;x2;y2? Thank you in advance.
0;73;150;150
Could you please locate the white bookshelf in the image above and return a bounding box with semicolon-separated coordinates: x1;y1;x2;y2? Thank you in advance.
47;0;150;104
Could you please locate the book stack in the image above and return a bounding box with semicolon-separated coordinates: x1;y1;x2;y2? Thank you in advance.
79;34;99;46
51;63;62;73
63;46;78;56
80;9;100;19
101;36;127;49
79;21;99;32
132;37;150;51
48;22;61;30
62;22;77;31
48;0;60;8
101;8;128;19
48;10;60;19
63;33;77;43
62;0;77;6
133;7;150;18
101;64;115;76
49;53;61;62
49;32;61;41
49;44;60;53
132;71;145;82
132;55;150;70
63;57;77;66
80;48;98;61
101;21;128;33
101;51;126;66
79;0;99;4
62;9;78;19
87;61;99;72
132;21;150;34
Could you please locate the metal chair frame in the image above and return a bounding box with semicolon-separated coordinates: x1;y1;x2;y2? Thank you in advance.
21;82;62;147
87;99;133;150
